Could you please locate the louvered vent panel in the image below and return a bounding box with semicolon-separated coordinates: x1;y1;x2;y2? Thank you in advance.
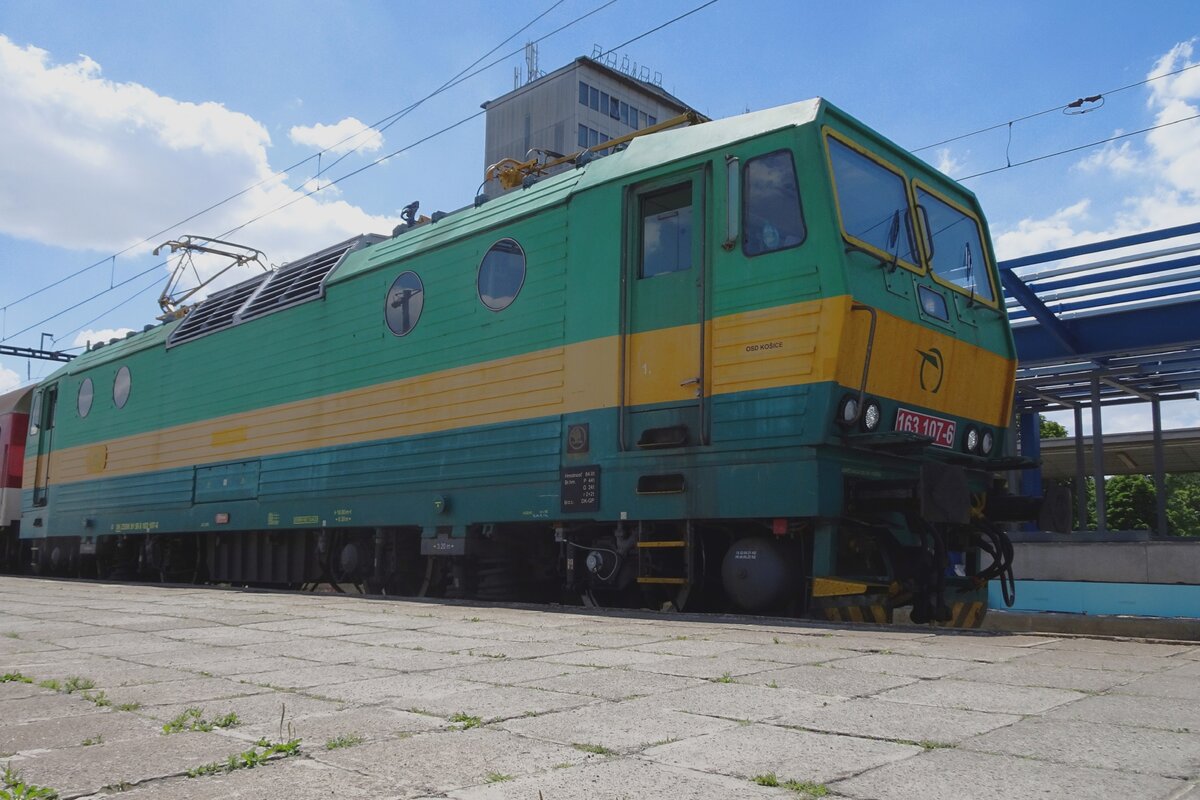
167;274;268;347
237;243;354;323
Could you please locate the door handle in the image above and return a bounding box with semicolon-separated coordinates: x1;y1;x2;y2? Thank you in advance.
680;377;701;386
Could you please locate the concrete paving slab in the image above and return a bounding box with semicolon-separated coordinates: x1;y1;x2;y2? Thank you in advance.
1111;672;1200;700
1041;637;1196;658
644;681;845;723
830;652;977;678
0;681;44;701
537;647;680;668
831;747;1185;800
1047;693;1200;732
888;639;1036;663
313;727;587;795
874;677;1085;714
409;684;597;722
499;698;740;753
952;661;1136;693
8;728;242;799
448;756;795;799
0;708;159;753
626;653;784;679
433;657;594;686
0;691;108;724
100;756;408;800
518;666;709;700
231;663;395;690
233;705;445;744
961;717;1200;779
788;697;1020;744
735;664;918;697
721;643;859;665
643;721;920;782
142;690;347;733
316;672;483;707
627;638;749;658
1016;647;1182;673
103;676;267;708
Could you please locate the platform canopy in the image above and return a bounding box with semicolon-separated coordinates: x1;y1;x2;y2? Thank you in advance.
1001;221;1200;414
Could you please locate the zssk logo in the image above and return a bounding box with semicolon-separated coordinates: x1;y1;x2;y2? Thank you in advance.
917;347;945;393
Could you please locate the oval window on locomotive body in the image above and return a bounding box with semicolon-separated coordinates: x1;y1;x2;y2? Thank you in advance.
385;271;425;336
113;365;131;409
77;377;94;418
477;238;526;311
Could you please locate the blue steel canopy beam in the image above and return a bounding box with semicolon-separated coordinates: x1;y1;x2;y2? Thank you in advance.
999;220;1200;271
1000;270;1085;358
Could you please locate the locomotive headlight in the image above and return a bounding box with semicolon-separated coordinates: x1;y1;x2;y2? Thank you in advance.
964;426;980;453
981;429;995;455
836;395;860;427
861;400;882;432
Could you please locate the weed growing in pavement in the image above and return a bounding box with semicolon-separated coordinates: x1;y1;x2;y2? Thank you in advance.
1;764;59;799
0;673;32;684
163;708;240;734
184;739;301;778
81;735;103;747
82;690;111;708
466;617;483;623
484;772;514;783
2;633;18;639
572;743;615;756
324;733;365;750
751;774;828;796
766;680;779;689
62;677;95;694
714;672;734;684
449;712;482;730
36;680;61;692
116;702;141;712
773;636;782;644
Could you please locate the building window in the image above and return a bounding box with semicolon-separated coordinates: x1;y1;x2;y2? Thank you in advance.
578;124;588;148
600;91;609;113
743;150;807;257
477;238;526;311
640;183;693;278
609;96;620;119
113;366;131;409
589;86;600;111
77;377;93;418
579;81;588;106
385;271;425;337
648;115;657;127
620;101;629;126
629;106;639;129
589;128;598;147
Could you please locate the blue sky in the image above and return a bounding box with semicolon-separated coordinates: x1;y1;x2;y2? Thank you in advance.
1;0;1198;431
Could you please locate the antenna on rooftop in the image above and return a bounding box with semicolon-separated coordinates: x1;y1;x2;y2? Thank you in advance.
523;41;542;85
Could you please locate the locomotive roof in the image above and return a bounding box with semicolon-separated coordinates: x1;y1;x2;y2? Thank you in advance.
334;99;826;284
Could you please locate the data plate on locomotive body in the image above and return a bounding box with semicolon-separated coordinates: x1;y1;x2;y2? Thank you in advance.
895;408;956;448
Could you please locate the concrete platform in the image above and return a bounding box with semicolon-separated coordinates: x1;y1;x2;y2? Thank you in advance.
0;577;1197;799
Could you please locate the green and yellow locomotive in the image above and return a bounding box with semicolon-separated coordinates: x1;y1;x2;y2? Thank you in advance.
20;99;1027;625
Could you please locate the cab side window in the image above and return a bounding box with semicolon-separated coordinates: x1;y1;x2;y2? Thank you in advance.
639;183;693;278
742;150;806;256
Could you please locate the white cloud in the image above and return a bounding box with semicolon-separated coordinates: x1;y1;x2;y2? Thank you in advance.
0;365;20;394
1074;140;1140;175
73;328;135;348
935;147;963;177
289;117;383;155
0;36;396;271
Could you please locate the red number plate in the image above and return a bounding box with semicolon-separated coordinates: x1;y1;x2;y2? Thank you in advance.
895;408;956;448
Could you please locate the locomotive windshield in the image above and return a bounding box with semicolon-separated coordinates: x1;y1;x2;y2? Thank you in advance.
915;186;995;302
827;136;919;268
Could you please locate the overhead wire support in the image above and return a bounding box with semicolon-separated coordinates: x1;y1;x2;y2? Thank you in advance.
0;344;75;363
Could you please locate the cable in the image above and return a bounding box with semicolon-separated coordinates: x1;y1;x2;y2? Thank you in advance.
958;112;1200;181
1;0;618;318
913;60;1200;153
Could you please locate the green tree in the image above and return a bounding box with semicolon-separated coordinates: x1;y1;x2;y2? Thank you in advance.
1166;474;1200;537
1039;416;1068;439
1105;474;1157;531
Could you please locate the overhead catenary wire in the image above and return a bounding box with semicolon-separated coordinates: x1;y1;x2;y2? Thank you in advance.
0;0;619;319
958;112;1200;181
2;0;723;347
913;59;1200;153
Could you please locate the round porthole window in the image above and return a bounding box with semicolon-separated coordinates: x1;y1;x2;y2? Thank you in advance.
477;238;526;311
385;271;425;336
77;377;94;418
113;365;131;409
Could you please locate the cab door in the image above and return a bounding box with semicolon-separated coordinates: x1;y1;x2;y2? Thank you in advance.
622;169;708;450
31;384;57;507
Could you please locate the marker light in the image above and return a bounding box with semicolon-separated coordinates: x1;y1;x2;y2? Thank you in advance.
964;427;980;453
981;429;995;455
837;396;860;427
862;400;882;432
